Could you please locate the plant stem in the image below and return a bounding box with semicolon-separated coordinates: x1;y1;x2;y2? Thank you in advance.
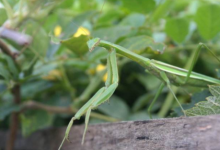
59;64;76;99
0;34;23;150
6;84;21;150
0;27;32;46
2;0;13;19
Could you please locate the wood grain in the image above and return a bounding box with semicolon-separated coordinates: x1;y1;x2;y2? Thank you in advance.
1;115;220;150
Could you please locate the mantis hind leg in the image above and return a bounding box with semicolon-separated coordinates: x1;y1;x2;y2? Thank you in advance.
147;83;165;119
167;85;186;117
160;72;186;117
167;43;220;115
184;43;220;84
158;43;219;118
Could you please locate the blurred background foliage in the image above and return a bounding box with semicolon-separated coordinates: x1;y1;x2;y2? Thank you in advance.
0;0;220;138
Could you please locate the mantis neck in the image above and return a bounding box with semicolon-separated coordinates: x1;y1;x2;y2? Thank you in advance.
99;40;151;67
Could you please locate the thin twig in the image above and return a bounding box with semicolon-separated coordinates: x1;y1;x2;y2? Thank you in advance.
22;101;72;114
0;39;18;60
0;27;32;46
22;100;119;122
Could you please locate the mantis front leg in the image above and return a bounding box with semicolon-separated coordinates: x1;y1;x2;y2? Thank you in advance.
58;49;119;150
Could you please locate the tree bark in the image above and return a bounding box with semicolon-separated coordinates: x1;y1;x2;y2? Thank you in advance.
1;115;220;150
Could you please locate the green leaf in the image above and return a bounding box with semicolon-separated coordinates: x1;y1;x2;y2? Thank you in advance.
165;18;189;43
128;111;150;121
21;80;52;98
20;20;49;60
216;69;220;78
33;61;58;76
65;59;89;70
119;13;146;28
0;8;7;25
132;93;153;112
174;90;211;116
96;10;123;26
195;4;220;40
185;85;220;116
209;85;220;98
77;0;97;11
0;101;21;120
87;47;108;63
173;0;191;12
21;110;54;136
151;0;173;21
122;0;156;14
98;96;130;120
119;35;166;54
58;0;75;9
0;63;11;81
63;11;96;39
3;55;19;77
23;57;38;77
136;74;161;90
49;32;61;44
61;35;89;56
92;26;131;43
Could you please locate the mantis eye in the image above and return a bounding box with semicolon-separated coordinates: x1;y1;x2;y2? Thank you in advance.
87;38;100;52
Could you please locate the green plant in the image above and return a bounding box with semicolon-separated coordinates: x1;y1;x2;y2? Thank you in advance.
1;0;220;150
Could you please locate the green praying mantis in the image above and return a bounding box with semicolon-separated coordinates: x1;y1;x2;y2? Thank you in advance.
58;38;220;150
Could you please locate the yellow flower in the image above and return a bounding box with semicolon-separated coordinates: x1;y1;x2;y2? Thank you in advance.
54;25;62;37
102;73;108;82
73;27;90;37
42;70;62;81
96;64;106;72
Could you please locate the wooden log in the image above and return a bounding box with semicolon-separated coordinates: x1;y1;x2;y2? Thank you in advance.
0;115;220;150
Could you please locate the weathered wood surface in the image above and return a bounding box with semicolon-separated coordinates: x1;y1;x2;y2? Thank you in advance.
1;115;220;150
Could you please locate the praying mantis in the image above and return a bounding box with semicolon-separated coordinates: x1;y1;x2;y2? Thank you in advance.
58;38;220;150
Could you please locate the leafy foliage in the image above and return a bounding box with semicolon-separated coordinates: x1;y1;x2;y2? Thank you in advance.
61;35;89;56
122;0;156;14
185;86;220;116
165;18;189;43
119;35;166;54
195;4;220;40
20;110;54;136
0;0;220;140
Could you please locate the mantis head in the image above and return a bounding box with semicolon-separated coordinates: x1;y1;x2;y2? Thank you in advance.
87;38;100;52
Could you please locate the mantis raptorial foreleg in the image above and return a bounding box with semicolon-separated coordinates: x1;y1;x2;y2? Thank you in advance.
58;49;118;150
82;107;91;144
